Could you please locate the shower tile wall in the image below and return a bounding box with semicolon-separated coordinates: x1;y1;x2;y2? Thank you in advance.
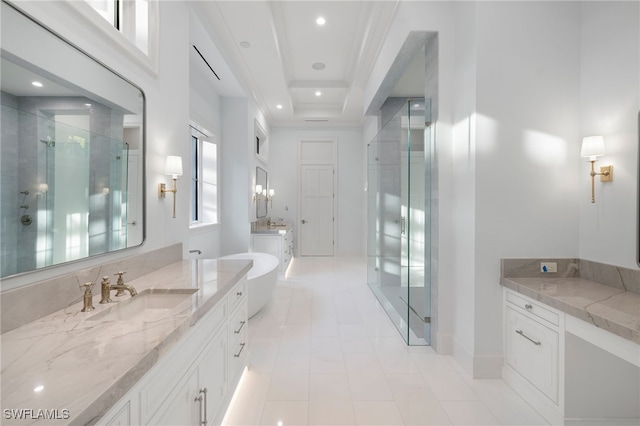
1;95;125;277
1;92;19;276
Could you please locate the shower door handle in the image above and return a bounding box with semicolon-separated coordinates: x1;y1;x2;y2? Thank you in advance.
400;216;406;235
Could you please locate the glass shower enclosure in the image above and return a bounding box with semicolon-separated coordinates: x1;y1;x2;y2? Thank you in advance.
367;98;432;345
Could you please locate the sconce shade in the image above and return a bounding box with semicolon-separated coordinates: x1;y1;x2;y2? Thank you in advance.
255;184;263;194
164;156;183;178
581;136;605;159
269;189;275;197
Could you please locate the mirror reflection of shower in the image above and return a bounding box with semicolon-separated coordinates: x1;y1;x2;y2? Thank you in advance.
0;101;133;277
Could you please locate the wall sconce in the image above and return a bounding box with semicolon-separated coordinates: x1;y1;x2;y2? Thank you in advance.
158;155;183;218
253;184;263;210
253;184;263;202
581;136;612;203
266;188;275;208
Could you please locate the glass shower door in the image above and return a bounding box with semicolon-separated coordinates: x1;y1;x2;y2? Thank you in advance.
367;98;431;345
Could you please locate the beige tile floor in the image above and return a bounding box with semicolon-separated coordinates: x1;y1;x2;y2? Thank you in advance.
222;257;548;426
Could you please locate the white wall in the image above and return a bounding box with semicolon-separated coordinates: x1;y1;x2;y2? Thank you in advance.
579;2;640;269
449;1;478;372
188;9;222;259
268;127;365;256
473;1;582;377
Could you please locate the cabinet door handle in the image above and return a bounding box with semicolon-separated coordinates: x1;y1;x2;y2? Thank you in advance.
237;291;243;297
524;304;533;310
516;329;541;346
234;342;246;358
200;388;208;426
194;393;203;425
234;320;246;334
400;216;406;235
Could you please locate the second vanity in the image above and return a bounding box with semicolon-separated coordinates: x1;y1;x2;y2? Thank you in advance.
501;259;640;425
251;221;294;274
0;258;252;425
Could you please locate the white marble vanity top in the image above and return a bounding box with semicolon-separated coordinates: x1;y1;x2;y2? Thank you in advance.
0;258;252;425
501;276;640;345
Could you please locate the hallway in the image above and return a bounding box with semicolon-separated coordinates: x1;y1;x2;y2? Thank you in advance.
222;257;548;425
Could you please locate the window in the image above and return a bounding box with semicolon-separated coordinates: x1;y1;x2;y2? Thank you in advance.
190;126;218;226
85;0;149;54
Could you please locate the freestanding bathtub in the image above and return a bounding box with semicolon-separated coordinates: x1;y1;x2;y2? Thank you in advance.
219;252;279;318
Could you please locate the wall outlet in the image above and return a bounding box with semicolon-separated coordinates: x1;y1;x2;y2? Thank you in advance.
541;262;557;273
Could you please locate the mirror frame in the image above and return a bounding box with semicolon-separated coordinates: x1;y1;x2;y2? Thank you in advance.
1;2;146;280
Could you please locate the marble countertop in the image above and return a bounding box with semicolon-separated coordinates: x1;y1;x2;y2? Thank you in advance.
252;222;293;234
0;258;252;425
501;276;640;344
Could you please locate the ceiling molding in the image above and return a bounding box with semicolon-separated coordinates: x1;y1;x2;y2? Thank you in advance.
289;80;349;89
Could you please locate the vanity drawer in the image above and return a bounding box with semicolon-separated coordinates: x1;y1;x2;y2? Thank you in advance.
505;306;559;403
506;291;559;327
229;304;247;347
228;278;247;314
228;301;247;381
228;328;247;381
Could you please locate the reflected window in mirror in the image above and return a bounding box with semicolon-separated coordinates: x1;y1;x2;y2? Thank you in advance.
190;124;218;226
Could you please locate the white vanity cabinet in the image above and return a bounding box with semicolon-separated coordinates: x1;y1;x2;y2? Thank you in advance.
251;227;293;273
503;289;564;424
97;278;248;426
149;324;228;426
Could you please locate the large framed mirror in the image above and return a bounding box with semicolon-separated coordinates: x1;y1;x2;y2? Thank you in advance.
0;2;145;279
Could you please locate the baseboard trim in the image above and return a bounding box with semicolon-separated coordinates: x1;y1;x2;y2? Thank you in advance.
565;418;640;426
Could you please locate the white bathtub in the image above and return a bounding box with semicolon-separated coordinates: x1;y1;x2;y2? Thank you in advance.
219;252;279;318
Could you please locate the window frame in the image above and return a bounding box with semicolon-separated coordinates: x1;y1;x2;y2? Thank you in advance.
190;125;219;228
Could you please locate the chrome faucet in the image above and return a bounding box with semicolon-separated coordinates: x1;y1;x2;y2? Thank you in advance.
99;273;137;304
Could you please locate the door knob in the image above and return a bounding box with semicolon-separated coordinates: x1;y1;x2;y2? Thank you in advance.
301;219;307;224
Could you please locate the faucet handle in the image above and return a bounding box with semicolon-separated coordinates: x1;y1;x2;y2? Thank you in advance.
113;271;127;296
100;277;112;304
80;282;95;312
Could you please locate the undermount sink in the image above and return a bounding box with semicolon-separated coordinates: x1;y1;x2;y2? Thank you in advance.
89;288;198;322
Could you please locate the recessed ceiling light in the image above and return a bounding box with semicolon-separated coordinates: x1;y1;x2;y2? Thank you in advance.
31;81;43;88
312;62;326;71
239;41;251;49
316;17;326;26
34;385;44;393
276;104;283;109
315;91;322;97
85;103;92;107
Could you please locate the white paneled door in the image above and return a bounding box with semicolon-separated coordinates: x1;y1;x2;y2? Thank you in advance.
299;164;334;256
